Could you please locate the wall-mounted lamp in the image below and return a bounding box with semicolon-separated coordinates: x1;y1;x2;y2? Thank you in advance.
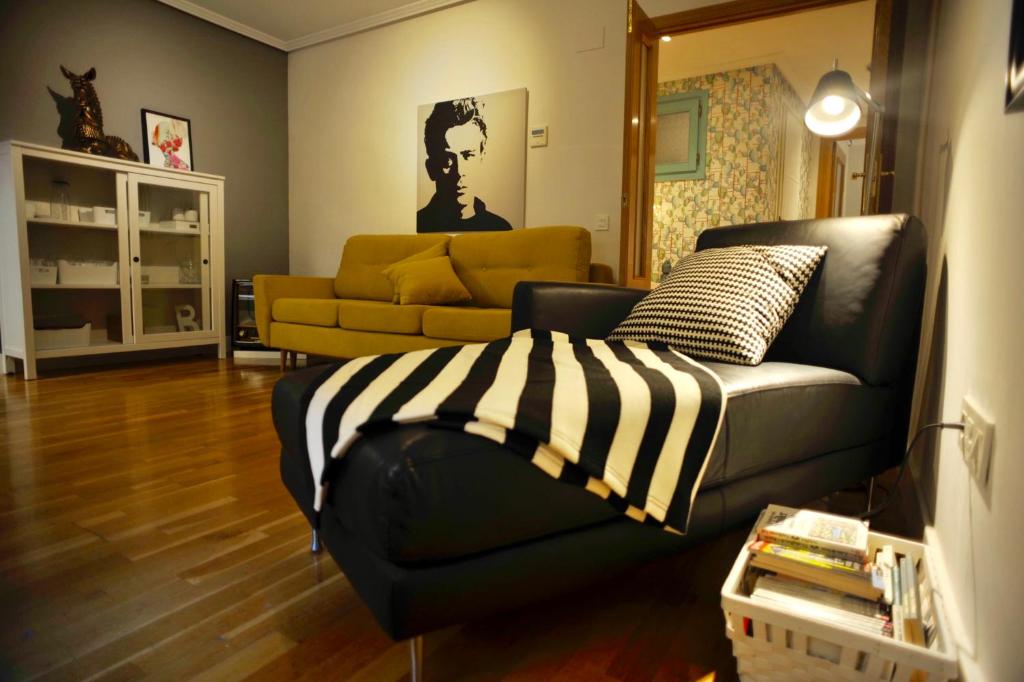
804;59;881;137
661;35;672;42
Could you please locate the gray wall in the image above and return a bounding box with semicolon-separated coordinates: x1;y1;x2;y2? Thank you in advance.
0;0;289;326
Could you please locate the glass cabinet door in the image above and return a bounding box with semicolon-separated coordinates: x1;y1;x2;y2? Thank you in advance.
127;176;214;340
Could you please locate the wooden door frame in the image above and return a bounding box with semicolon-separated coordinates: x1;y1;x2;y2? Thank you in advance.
619;0;892;287
619;0;659;289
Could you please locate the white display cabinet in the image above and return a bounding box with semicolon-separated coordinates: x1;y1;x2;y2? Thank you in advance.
0;141;225;379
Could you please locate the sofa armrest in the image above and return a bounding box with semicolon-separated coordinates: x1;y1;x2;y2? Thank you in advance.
253;275;336;347
511;281;647;338
588;263;615;284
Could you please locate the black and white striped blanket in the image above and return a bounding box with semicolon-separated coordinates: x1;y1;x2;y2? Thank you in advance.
304;329;726;533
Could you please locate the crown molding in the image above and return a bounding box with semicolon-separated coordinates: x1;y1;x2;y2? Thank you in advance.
156;0;288;50
157;0;472;53
285;0;471;51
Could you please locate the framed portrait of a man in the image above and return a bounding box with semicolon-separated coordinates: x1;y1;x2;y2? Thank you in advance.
416;88;527;232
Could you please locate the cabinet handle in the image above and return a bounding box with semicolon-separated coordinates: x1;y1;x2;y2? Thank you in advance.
202;259;209;265
132;256;140;263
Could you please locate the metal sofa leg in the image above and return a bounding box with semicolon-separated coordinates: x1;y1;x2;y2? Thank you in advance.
310;528;322;554
409;635;424;682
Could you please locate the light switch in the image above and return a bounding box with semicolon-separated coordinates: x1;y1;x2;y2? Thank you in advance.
529;125;548;148
595;214;609;231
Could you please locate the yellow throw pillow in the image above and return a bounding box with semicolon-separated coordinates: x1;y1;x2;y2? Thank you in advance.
383;256;472;306
385;241;449;303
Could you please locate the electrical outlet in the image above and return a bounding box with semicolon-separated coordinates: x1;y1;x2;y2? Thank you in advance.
959;395;994;486
594;214;609;231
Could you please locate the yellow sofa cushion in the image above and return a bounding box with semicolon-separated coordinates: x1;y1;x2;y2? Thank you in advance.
334;234;450;301
271;322;464;359
422;306;511;342
272;298;341;327
386;241;450;303
449;226;591;308
338;299;428;335
382;256;472;306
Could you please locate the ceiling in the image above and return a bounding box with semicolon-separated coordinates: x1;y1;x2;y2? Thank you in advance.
156;0;472;51
657;1;876;103
638;0;733;19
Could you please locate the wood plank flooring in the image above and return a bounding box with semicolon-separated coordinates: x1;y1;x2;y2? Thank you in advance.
0;358;918;681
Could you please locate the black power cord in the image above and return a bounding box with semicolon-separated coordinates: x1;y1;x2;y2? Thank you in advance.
859;421;965;520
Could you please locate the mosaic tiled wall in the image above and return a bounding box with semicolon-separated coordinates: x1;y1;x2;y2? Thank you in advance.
651;64;815;282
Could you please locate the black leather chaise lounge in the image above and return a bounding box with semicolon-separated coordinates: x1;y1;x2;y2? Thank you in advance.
271;214;925;675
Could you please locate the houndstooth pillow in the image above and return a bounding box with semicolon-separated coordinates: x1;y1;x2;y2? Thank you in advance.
608;245;827;365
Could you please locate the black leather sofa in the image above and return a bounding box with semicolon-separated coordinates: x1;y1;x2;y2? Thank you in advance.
272;214;925;645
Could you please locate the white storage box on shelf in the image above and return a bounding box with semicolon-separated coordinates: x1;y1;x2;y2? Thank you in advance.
140;265;181;285
721;525;958;682
57;259;118;286
35;322;92;350
158;219;201;233
92;206;117;225
29;261;58;286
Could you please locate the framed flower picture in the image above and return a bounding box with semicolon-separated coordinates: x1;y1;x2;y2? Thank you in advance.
141;109;194;171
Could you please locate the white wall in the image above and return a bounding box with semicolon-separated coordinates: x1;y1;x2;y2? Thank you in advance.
288;0;626;277
913;0;1024;680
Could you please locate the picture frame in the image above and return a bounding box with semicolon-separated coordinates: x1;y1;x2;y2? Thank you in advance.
141;109;194;170
1007;0;1024;113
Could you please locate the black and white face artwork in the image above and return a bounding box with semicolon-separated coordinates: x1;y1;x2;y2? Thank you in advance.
416;88;526;233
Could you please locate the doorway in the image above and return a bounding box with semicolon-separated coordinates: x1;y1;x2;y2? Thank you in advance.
622;0;900;287
815;128;868;218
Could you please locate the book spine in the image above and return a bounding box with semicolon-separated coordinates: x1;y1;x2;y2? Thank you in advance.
892;561;904;642
758;531;866;563
752;541;868;574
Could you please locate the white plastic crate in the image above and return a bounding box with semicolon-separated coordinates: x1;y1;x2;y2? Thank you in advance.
721;523;959;682
35;322;92;350
58;259;118;286
140;265;181;285
29;261;58;286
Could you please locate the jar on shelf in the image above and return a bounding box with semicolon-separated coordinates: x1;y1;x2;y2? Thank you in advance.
50;180;71;220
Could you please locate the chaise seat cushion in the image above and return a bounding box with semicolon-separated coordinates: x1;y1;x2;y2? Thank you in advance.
421;307;511;342
273;358;894;565
339;300;429;335
272;298;342;327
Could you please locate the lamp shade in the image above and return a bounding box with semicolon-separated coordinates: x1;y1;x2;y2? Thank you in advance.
805;68;862;137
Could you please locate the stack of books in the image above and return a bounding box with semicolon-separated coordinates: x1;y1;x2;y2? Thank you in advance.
745;504;935;646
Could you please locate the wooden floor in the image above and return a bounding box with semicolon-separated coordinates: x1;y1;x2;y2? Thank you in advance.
0;358;918;681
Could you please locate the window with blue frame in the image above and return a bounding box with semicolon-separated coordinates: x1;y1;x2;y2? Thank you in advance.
655;90;708;181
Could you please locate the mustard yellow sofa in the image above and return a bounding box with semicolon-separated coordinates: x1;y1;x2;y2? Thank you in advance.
254;226;612;360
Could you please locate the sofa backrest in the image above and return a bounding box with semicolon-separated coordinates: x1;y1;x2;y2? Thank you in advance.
449;226;591;308
335;234;451;301
695;214;926;386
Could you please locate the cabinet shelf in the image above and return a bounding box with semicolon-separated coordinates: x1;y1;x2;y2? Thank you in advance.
140;226;202;236
28;217;118;231
32;283;120;290
141;283;203;289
